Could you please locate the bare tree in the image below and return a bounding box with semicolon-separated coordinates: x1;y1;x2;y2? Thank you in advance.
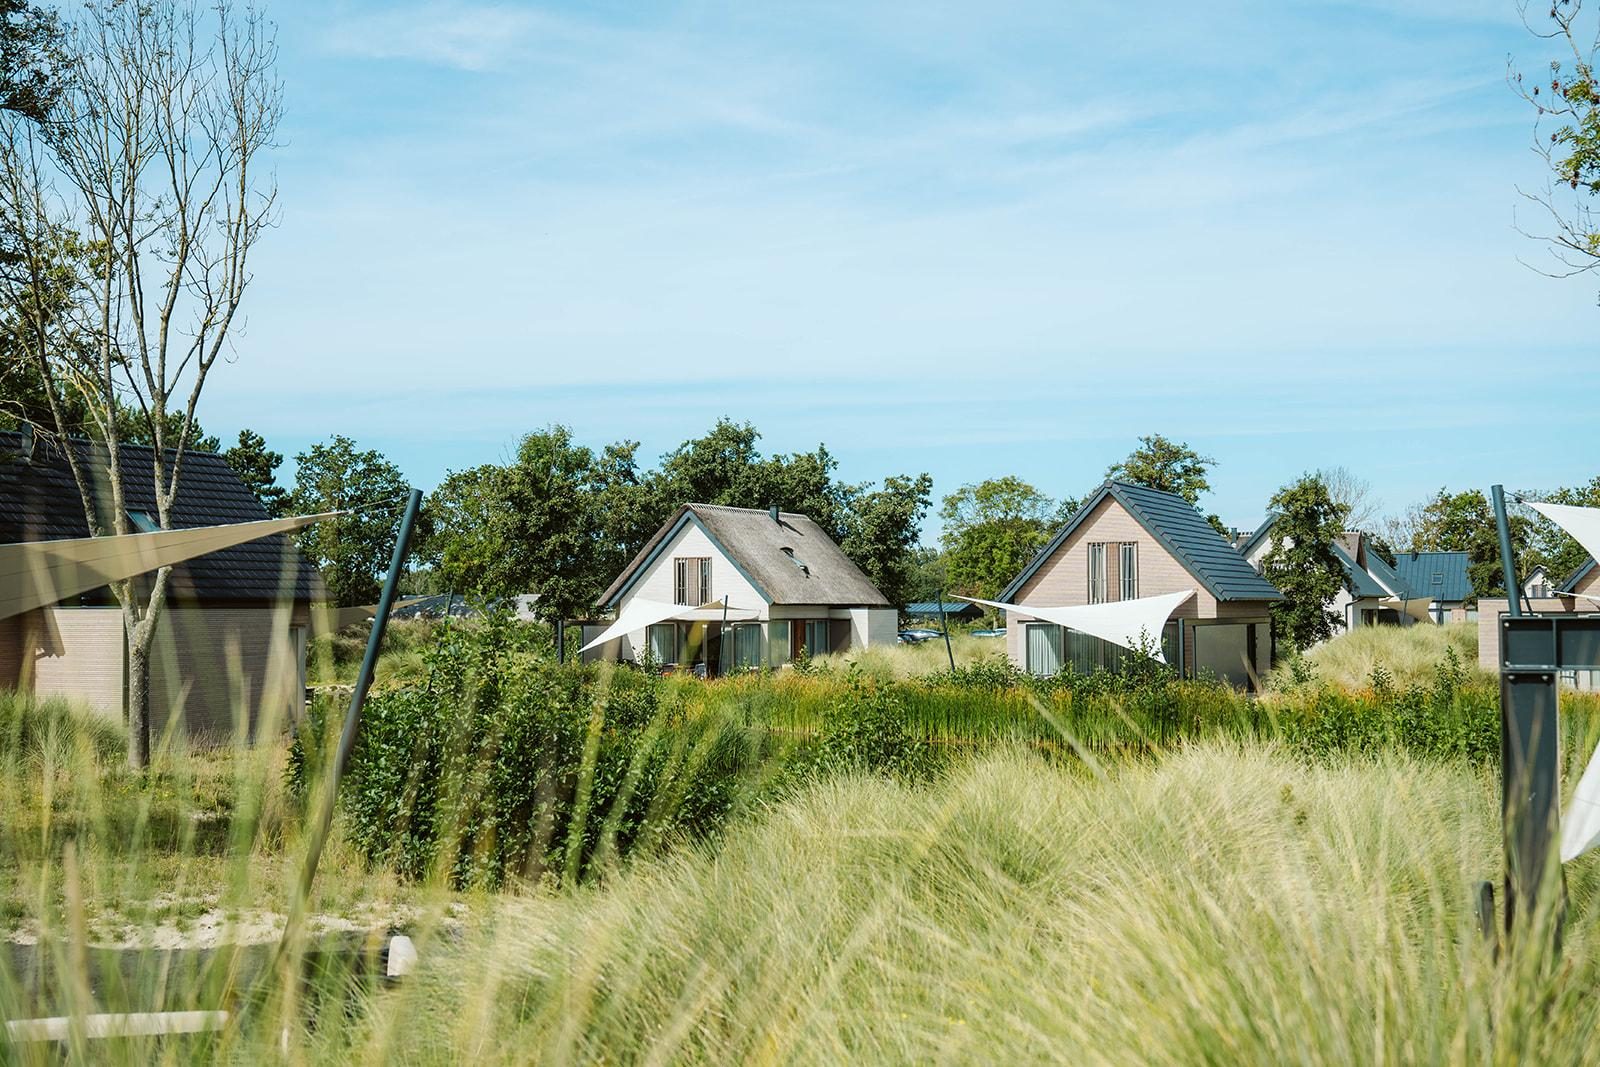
1314;466;1378;531
0;1;280;768
1510;0;1600;281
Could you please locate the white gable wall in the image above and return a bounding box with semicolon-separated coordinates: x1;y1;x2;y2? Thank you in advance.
622;519;766;614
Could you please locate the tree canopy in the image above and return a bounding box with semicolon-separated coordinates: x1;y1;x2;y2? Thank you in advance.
938;476;1073;602
290;436;411;607
426;420;933;616
1106;434;1215;507
1261;475;1349;651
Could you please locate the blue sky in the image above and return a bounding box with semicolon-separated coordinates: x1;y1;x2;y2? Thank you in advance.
199;0;1600;539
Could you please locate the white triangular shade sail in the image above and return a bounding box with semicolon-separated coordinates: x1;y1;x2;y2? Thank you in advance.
1519;500;1600;861
1381;596;1436;623
579;597;761;654
1562;741;1600;862
0;513;338;622
956;590;1195;663
1527;501;1600;586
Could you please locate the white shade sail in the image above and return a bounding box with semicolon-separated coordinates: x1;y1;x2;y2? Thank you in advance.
1381;596;1436;623
0;513;339;623
1563;741;1600;863
1527;501;1600;585
956;590;1195;663
579;597;761;654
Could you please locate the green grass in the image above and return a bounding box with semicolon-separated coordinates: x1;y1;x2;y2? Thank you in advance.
1292;622;1482;691
808;632;1011;679
328;743;1598;1064
8;619;1600;1063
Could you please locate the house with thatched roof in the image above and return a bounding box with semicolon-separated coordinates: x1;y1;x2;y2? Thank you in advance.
588;503;896;673
0;431;323;740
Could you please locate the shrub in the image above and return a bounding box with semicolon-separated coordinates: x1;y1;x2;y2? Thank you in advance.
333;611;776;889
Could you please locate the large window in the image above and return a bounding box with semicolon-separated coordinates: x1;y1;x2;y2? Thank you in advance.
1065;628;1126;674
1025;623;1063;677
674;557;712;605
769;620;791;666
1087;542;1108;604
801;619;831;657
646;623;679;665
730;624;763;670
1119;543;1138;601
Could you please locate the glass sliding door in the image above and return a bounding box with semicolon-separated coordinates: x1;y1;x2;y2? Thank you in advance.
1025;623;1063;677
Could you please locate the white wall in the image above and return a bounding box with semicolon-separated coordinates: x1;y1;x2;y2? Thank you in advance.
611;519;768;660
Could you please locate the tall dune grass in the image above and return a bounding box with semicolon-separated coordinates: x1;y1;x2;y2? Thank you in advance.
338;743;1596;1064
1295;622;1481;691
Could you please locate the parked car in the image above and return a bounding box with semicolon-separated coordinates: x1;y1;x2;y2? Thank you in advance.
898;628;942;644
971;628;1007;639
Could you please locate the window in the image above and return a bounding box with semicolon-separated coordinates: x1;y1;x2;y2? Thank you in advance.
730;624;763;670
674;557;712;605
1065;628;1126;675
127;510;160;533
769;620;791;666
1025;623;1063;677
1119;543;1138;601
646;623;679;665
1087;543;1108;604
801;620;830;657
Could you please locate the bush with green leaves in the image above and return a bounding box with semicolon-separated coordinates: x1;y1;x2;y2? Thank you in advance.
326;612;778;889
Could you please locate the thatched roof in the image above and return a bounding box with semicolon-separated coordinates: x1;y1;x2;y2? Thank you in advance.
601;503;889;608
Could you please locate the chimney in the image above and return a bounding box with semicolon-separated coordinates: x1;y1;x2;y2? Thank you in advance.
769;504;780;524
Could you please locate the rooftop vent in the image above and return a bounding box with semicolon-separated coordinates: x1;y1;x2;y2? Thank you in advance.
780;546;809;577
769;504;780;524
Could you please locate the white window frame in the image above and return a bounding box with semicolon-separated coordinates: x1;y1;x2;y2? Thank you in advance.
1119;542;1138;601
1087;542;1108;604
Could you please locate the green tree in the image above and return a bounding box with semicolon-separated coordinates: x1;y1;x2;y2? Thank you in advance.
1522;476;1600;583
1261;475;1349;651
290;436;410;606
428;426;631;626
939;476;1061;601
839;473;933;609
1410;488;1532;600
905;544;948;604
1512;2;1600;283
223;428;287;515
1105;434;1215;505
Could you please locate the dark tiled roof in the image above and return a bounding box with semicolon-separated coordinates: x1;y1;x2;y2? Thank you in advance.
601;503;889;608
1361;550;1408;598
1236;514;1278;558
1331;541;1389;599
0;431;322;603
1389;550;1473;603
1560;558;1596;592
1001;481;1282;603
904;601;984;618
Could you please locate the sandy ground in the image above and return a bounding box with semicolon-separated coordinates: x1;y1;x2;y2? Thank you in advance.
6;896;469;950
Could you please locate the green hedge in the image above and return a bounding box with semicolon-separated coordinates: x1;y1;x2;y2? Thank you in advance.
307;626;1600;888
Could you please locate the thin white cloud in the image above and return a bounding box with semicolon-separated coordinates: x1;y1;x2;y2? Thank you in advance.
320;2;545;70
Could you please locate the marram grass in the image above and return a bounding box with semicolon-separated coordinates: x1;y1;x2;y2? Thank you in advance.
333;743;1598;1066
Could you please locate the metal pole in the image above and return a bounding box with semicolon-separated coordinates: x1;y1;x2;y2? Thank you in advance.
719;595;729;678
1491;485;1522;618
937;590;956;672
291;488;422;914
1490;484;1562;947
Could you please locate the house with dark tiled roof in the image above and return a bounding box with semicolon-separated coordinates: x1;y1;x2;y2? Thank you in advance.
592;503;896;673
1238;520;1471;631
998;481;1281;689
0;431;323;739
